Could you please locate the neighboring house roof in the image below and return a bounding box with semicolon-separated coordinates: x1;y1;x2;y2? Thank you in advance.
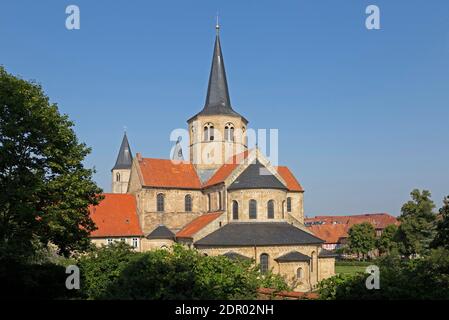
228;161;287;191
89;194;143;237
307;224;349;244
319;249;339;258
138;158;202;189
305;213;399;230
188;31;246;122
194;222;324;247
276;166;304;192
222;251;252;261
176;212;223;239
275;251;311;262
112;133;133;170
146;225;175;240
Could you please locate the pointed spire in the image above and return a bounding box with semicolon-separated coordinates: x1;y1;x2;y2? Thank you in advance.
189;21;246;121
112;132;133;170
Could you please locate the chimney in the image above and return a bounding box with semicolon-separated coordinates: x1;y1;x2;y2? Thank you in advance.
136;153;142;162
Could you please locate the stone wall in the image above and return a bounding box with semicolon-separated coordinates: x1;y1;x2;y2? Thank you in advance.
91;237;142;252
227;189;288;222
318;257;335;281
196;244;331;291
141;238;174;251
111;169;131;194
188;115;248;171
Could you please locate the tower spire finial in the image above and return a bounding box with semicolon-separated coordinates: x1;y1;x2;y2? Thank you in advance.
216;12;220;35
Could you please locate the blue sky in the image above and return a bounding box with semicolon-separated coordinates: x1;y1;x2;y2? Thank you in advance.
1;0;448;216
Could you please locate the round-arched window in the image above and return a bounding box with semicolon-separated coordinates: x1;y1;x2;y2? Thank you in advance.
260;253;269;274
249;199;257;219
267;200;274;219
232;201;239;220
157;193;165;212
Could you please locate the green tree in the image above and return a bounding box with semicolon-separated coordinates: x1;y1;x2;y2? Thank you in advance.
77;242;138;299
78;244;289;300
376;224;398;256
347;223;376;260
431;196;449;250
395;189;437;257
0;66;102;262
318;248;449;300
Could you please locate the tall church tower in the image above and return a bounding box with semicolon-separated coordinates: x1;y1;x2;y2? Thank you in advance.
111;132;133;194
187;23;248;180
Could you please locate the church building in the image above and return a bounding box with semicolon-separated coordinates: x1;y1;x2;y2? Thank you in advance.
89;24;335;292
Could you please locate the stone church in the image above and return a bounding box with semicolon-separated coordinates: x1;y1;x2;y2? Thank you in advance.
89;25;335;291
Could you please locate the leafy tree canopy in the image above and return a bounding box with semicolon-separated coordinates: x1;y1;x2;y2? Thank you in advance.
318;248;449;300
78;244;290;300
395;189;437;256
0;66;102;262
376;224;398;256
347;222;376;259
431;196;449;250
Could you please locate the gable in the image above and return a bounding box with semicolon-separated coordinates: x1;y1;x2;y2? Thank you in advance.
227;161;287;191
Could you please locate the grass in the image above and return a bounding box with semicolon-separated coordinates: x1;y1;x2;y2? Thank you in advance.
335;265;366;275
335;261;372;275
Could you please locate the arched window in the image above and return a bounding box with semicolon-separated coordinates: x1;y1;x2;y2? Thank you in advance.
242;127;247;145
232;201;239;220
203;123;215;141
157;193;164;212
287;197;292;212
208;194;211;212
203;126;208;141
311;251;316;273
260;253;269;274
218;192;222;210
224;123;235;142
185;194;192;212
267;200;274;219
249;200;257;219
282;200;285;219
116;172;120;182
297;267;303;279
209;125;214;141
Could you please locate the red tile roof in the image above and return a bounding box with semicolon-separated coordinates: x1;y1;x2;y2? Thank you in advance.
307;224;349;244
136;152;303;192
176;212;223;238
203;151;249;188
89;194;143;237
305;213;399;230
203;151;303;192
306;213;399;244
276;166;304;192
139;158;202;189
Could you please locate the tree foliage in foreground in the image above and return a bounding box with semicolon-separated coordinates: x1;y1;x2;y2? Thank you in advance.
318;248;449;300
0;66;102;262
78;243;289;300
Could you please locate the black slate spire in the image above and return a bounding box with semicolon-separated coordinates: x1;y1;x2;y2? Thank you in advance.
191;23;244;119
112;132;133;170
